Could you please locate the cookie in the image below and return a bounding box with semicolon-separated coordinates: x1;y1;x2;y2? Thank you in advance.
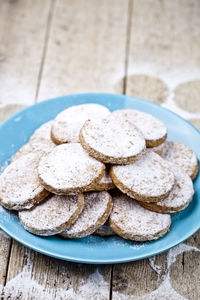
94;222;115;236
140;165;194;213
51;104;110;144
109;191;171;241
88;168;115;191
110;151;175;202
161;141;199;180
61;191;112;238
38;143;105;195
12;121;56;162
19;193;84;236
147;142;165;155
80;114;146;164
0;153;49;210
112;109;167;147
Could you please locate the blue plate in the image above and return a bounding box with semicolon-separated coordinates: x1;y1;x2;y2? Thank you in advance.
0;93;199;264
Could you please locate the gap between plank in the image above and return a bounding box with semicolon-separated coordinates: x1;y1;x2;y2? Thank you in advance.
35;0;56;103
2;239;13;288
123;0;133;95
111;1;133;298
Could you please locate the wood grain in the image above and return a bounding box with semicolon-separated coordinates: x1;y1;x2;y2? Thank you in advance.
125;0;200;104
112;1;200;299
0;231;11;294
0;0;53;105
2;1;129;299
3;240;111;300
37;0;129;101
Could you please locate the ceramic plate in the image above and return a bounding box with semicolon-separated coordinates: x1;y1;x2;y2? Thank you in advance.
0;93;199;264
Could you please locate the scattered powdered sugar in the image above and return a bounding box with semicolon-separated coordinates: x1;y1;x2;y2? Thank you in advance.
1;248;109;300
0;160;9;174
0;153;49;210
18;194;84;236
51;103;110;143
110;192;171;240
161;141;198;178
154;165;194;211
38;143;105;192
112;152;175;198
81;114;146;158
149;256;162;275
112;109;167;144
113;243;200;300
61;191;111;238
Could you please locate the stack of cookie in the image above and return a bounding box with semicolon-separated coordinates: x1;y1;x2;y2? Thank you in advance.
0;104;198;242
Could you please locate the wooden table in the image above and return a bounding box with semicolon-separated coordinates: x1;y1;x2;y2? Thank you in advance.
0;1;200;299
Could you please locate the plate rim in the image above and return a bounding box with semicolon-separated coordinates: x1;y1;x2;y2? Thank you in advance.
0;92;200;264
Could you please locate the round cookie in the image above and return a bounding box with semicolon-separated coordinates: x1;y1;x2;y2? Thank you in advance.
110;151;175;202
0;153;49;210
88;169;115;191
51;103;110;144
147;142;165;155
112;109;167;147
80;114;146;164
12;121;56;162
30;120;54;144
19;193;84;236
38;143;105;195
139;165;194;213
161;141;199;180
94;222;115;236
109;191;171;241
61;191;112;238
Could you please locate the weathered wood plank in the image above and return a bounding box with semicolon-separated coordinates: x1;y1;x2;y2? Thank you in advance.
4;1;129;299
3;240;111;300
0;0;53;105
125;0;200;107
112;1;200;299
0;231;11;295
37;0;129;101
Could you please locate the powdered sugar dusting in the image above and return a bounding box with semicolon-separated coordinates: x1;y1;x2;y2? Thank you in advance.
112;152;174;198
81;114;146;158
155;165;194;211
51;103;110;143
112;109;167;144
19;194;84;235
0;153;48;210
2;248;109;299
38;143;105;192
162;141;198;178
113;243;200;300
110;192;171;240
61;191;111;238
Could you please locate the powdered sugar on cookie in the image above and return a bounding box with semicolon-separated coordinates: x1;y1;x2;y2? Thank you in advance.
110;192;171;241
0;153;49;210
161;141;198;179
38;143;105;194
141;165;194;213
112;109;167;147
110;152;174;201
19;193;84;236
61;191;112;238
80;114;146;164
51;104;110;144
